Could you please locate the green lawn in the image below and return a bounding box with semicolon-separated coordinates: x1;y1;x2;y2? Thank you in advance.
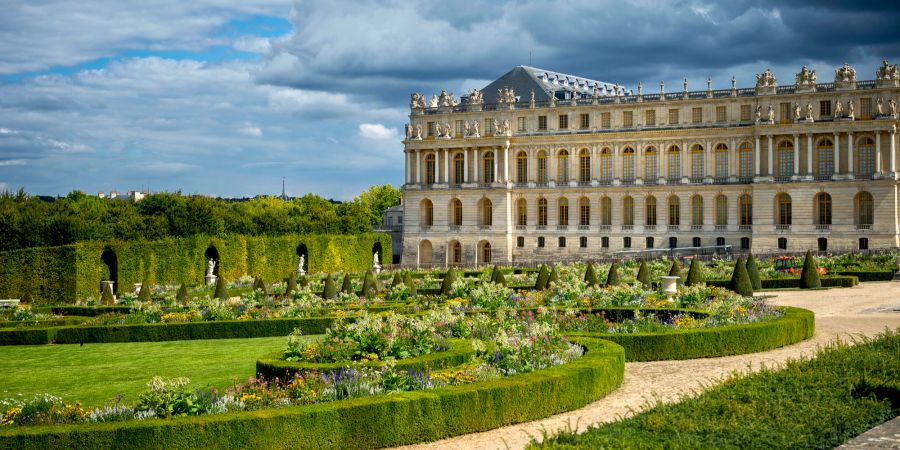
0;336;304;407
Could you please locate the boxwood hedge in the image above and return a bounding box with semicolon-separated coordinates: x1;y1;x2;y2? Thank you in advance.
0;338;625;450
707;275;859;289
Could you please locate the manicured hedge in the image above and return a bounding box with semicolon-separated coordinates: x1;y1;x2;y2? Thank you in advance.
0;317;90;329
256;339;477;380
568;307;814;361
835;270;896;282
46;306;134;317
707;276;859;289
0;338;625;450
0;316;342;346
0;233;391;305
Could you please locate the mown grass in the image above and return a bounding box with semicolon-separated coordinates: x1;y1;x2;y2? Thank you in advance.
0;336;310;407
535;328;900;449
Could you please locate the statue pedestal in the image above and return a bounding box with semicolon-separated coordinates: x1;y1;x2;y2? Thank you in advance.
373;265;382;275
206;275;217;286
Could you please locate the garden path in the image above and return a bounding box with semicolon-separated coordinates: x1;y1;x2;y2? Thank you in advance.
397;281;900;450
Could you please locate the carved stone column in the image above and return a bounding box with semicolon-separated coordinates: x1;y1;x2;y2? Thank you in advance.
767;135;774;177
875;131;882;175
493;146;500;183
754;136;761;176
806;134;813;177
847;132;854;177
503;141;510;183
473;148;479;183
463;147;469;183
415;149;421;184
833;132;841;177
443;148;449;183
891;128;897;174
793;134;800;176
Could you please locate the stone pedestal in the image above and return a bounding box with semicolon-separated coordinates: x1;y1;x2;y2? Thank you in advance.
206;274;217;286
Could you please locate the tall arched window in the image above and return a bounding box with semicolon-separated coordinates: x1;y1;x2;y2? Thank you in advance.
536;150;548;183
450;198;462;226
421;199;434;226
579;197;590;226
739;194;752;225
483;151;495;183
516;151;528;184
599;148;612;181
715;194;728;226
668;195;681;226
479;241;492;264
776;193;792;225
814;192;832;225
777;141;794;178
425;154;436;184
557;149;569;182
855;191;874;226
623;196;635;226
450;241;462;264
715;143;728;179
644;146;658;181
538;197;548;226
817;138;834;179
857;137;875;178
691;144;705;180
481;198;493;227
601;196;612;225
578;149;591;183
739;142;753;178
622;147;635;181
453;153;464;184
691;195;704;226
646;196;657;226
558;197;569;226
667;145;681;180
517;198;527;226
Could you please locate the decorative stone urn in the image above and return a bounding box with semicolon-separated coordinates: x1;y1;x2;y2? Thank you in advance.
660;276;680;302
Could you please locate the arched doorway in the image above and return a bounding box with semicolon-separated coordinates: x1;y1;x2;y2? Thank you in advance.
418;240;433;267
100;248;118;294
205;245;220;277
296;243;308;272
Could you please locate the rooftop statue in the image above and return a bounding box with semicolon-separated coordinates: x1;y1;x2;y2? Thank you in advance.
795;66;817;89
876;59;900;81
755;68;777;88
409;92;425;109
467;88;484;105
835;63;857;83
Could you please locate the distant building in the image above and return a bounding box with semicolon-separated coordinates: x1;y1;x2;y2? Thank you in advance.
375;204;404;264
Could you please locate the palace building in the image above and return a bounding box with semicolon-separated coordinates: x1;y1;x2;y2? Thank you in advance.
400;62;900;266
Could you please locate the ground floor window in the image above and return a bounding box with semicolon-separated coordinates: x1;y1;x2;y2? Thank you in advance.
692;236;701;247
859;238;868;250
558;237;566;248
624;237;632;248
601;236;609;248
538;237;545;248
777;237;787;250
716;237;725;246
669;237;677;248
517;236;524;247
741;237;750;249
646;237;654;249
818;237;827;252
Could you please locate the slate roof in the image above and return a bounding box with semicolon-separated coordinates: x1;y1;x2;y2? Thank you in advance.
475;66;626;104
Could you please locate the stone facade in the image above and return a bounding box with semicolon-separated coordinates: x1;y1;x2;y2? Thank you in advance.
401;63;900;267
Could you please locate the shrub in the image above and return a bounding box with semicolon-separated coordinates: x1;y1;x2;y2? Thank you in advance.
730;258;753;297
391;272;402;288
213;276;229;300
605;263;620;287
402;272;417;297
441;268;457;296
668;260;683;285
323;274;337;300
636;261;652;289
298;274;309;289
584;264;599;286
492;267;507;286
253;277;267;295
285;273;298;294
340;274;353;294
800;250;822;289
100;284;115;305
175;284;189;303
745;253;762;291
685;257;704;286
361;272;376;298
548;265;559;286
137;282;152;303
535;265;550;290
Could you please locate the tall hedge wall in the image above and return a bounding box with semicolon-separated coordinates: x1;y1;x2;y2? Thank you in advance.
0;233;391;305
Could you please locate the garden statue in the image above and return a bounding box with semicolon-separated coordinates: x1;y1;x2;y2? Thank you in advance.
373;251;381;274
297;254;306;275
205;258;217;285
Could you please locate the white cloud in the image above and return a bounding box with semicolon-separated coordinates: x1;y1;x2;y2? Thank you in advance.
142;162;196;173
0;159;27;166
0;128;16;135
237;123;263;137
358;123;397;140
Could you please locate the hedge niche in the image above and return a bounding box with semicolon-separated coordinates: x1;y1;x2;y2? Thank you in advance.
0;233;391;304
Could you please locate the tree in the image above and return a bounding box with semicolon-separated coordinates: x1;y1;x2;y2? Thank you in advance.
685;257;705;286
636;261;652;289
584;264;599;286
729;257;743;291
441;268;457;295
745;253;762;291
214;276;229;300
355;184;402;228
605;262;621;286
323;274;337;299
730;257;753;297
800;250;822;289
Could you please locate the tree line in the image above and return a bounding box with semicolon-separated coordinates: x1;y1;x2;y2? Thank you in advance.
0;184;401;252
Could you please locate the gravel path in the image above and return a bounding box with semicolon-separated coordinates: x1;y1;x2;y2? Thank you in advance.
397;281;900;450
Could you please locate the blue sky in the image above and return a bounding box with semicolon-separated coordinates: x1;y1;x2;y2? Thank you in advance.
1;0;899;199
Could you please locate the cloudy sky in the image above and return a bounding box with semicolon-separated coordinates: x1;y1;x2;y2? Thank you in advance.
1;1;899;199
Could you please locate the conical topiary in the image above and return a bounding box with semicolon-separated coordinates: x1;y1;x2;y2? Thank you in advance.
253;277;267;294
799;250;822;289
391;272;402;288
214;276;229;300
730;257;753;297
490;266;500;283
605;262;621;286
745;253;762;291
362;271;377;298
286;272;298;294
547;265;559;286
341;273;353;294
323;274;337;299
176;284;189;303
441;268;457;296
685;257;705;286
668;260;684;285
493;267;507;286
535;265;550;290
584;264;599;286
729;257;743;291
636;260;652;289
298;274;309;289
100;283;115;304
402;271;417;296
138;281;153;302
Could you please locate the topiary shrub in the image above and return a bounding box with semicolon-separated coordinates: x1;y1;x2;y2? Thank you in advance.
100;283;115;305
668;260;684;285
535;265;550;290
285;273;298;294
636;261;652;289
253;277;267;295
176;284;189;303
138;281;153;303
402;271;417;297
493;267;507;286
729;257;742;289
298;275;309;289
391;272;402;288
745;253;762;291
213;277;229;300
548;265;559;286
800;250;822;289
685;257;705;286
730;257;753;297
361;271;377;298
605;262;620;286
441;268;457;295
584;264;599;286
323;274;337;300
341;273;353;294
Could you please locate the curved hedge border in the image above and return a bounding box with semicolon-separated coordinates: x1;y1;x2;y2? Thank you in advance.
256;339;477;380
568;306;814;361
0;338;625;450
